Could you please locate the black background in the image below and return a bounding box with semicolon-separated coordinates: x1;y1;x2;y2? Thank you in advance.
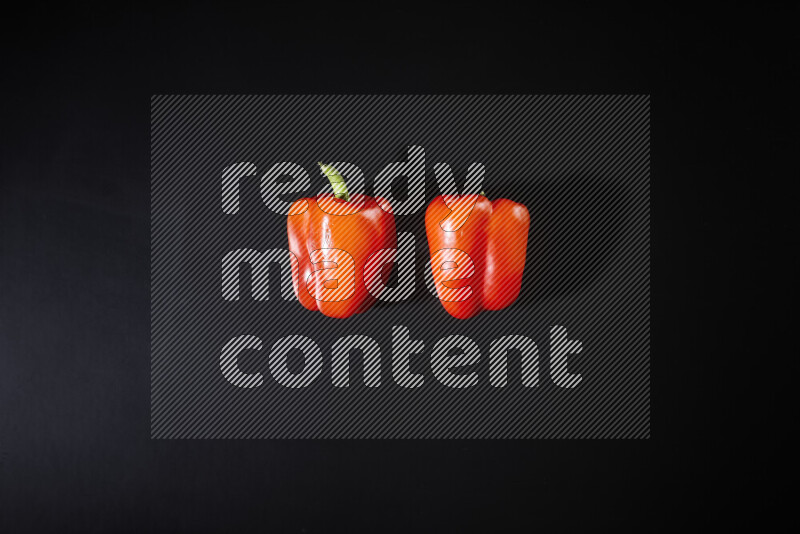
1;4;793;532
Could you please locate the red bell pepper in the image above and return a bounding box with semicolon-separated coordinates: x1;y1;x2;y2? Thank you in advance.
287;163;396;319
425;194;530;319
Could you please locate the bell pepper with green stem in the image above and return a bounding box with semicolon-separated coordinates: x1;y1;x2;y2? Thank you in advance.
287;163;397;319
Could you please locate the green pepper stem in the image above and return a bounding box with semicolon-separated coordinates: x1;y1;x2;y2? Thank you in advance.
318;162;350;201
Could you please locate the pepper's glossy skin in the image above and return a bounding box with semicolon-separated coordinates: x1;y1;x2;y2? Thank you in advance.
425;194;530;319
288;193;396;319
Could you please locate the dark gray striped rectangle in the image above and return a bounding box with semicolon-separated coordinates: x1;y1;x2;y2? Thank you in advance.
151;95;650;439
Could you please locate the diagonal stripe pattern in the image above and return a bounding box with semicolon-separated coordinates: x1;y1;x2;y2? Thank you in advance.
151;95;650;439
